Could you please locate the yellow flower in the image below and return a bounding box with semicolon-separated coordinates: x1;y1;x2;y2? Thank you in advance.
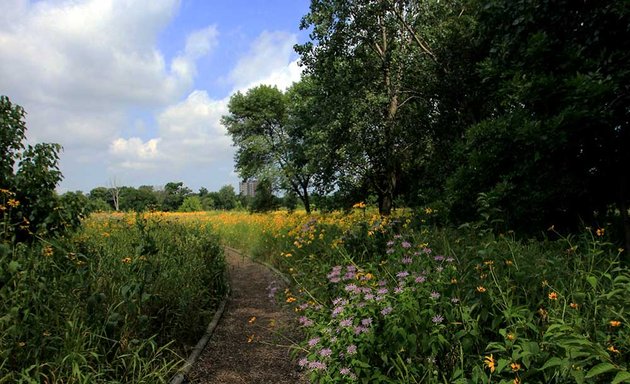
121;257;132;264
505;260;514;266
609;320;622;327
247;334;255;343
424;207;433;214
42;246;54;257
484;354;496;373
7;198;20;208
477;286;486;293
569;302;579;309
513;378;521;384
510;362;521;372
596;228;605;237
286;297;296;303
608;345;620;353
248;316;256;324
506;333;516;341
451;278;458;284
548;292;558;300
352;202;366;209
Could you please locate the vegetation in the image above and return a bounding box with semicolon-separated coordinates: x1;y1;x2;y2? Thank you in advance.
1;98;228;382
203;208;630;383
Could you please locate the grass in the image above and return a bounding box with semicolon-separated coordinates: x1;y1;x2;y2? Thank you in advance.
0;212;227;383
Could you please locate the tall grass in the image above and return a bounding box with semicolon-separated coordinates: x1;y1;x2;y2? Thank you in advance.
0;212;227;383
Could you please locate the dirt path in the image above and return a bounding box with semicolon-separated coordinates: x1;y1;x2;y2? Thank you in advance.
186;247;307;384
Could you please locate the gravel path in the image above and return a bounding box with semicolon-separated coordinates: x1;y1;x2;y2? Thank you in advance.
187;247;307;384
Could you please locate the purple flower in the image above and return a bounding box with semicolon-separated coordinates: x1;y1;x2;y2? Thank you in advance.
361;318;373;326
308;361;327;370
378;280;387;286
377;288;389;295
430;291;441;299
394;234;402;239
364;293;375;300
451;297;460;304
375;295;385;301
299;316;314;327
436;266;444;273
432;314;444;324
329;276;341;283
387;240;395;246
423;247;432;254
340;367;351;375
298;357;308;367
345;284;358;292
319;348;332;357
396;271;410;278
308;337;320;347
434;255;445;261
340;318;353;327
394;287;403;294
332;306;344;317
401;256;413;264
386;248;395;254
347;265;357;272
343;272;355;280
446;257;455;263
381;306;393;316
401;241;411;249
354;325;366;334
415;275;426;283
347;344;357;355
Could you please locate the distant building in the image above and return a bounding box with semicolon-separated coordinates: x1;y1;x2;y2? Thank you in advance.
239;179;259;197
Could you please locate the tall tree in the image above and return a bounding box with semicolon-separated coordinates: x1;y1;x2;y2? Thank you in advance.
296;0;439;214
222;84;316;213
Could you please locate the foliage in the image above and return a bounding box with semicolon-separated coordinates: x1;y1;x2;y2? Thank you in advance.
0;212;227;382
0;95;69;241
222;84;316;212
205;209;630;383
446;0;630;241
179;195;204;212
249;178;280;213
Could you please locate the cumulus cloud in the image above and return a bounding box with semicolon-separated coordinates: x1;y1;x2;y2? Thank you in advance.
0;1;303;192
106;29;304;190
229;30;303;92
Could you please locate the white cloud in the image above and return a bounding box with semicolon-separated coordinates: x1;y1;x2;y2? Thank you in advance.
0;1;303;192
230;30;303;92
106;29;304;190
108;91;232;172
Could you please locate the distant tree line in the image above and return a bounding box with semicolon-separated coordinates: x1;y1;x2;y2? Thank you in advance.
58;181;298;215
223;0;630;253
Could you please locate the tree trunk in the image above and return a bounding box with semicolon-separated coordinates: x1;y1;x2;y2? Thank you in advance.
302;184;311;214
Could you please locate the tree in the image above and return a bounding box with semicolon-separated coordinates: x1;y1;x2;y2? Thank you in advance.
160;182;192;211
0;95;66;241
249;178;279;213
222;84;316;213
295;0;440;215
119;186;158;212
179;195;204;212
215;185;238;210
446;0;630;255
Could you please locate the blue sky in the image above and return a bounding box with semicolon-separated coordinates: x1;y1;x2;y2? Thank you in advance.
0;0;311;193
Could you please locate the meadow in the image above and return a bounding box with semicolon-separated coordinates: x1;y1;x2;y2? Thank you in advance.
203;208;630;384
0;208;227;383
2;206;628;383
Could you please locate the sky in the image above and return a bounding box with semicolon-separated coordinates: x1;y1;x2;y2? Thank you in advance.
0;0;311;193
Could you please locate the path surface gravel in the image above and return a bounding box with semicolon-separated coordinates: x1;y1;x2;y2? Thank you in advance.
187;247;307;384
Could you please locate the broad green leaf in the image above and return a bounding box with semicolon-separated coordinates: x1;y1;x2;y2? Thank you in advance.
585;362;617;379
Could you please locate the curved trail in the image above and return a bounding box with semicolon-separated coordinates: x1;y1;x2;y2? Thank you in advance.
187;247;307;383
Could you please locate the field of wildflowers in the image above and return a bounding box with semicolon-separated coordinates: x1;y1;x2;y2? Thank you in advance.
2;201;628;383
0;205;227;383
202;207;630;383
